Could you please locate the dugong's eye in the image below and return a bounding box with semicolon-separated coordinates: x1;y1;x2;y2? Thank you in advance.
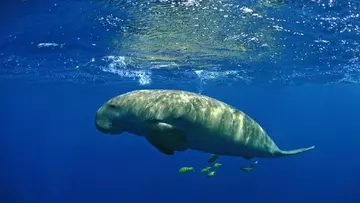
108;104;116;109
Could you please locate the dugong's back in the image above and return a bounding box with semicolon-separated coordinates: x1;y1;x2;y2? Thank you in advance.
111;89;244;133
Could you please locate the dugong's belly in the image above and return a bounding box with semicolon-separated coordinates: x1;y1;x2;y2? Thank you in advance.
182;128;257;157
173;113;278;158
186;131;247;156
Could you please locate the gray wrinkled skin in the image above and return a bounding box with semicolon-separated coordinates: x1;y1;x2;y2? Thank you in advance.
95;90;314;159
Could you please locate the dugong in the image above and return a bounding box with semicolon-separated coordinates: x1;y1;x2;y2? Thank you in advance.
95;89;315;159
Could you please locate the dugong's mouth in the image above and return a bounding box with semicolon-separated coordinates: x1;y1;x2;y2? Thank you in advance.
95;119;112;134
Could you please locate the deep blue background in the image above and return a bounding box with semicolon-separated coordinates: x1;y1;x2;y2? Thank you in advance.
2;0;360;202
1;81;360;203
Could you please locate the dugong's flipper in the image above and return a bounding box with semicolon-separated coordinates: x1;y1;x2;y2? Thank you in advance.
145;121;188;155
276;146;315;157
207;154;219;163
145;134;175;155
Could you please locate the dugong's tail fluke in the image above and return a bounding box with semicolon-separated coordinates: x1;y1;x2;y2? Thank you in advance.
277;146;315;156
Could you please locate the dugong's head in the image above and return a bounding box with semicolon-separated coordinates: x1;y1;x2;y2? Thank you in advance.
95;99;123;134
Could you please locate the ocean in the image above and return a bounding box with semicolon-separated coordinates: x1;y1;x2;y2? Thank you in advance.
1;0;360;203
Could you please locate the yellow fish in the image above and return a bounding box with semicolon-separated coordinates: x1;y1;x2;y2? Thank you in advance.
200;167;212;173
178;167;195;173
206;171;216;178
213;163;222;168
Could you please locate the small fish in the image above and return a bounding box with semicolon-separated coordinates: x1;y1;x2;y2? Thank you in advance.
178;167;195;173
200;167;212;173
240;160;259;172
75;65;79;70
207;154;219;163
240;167;253;172
206;171;216;178
250;161;259;168
213;163;222;168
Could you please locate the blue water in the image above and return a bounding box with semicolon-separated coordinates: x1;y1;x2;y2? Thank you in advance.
1;0;360;203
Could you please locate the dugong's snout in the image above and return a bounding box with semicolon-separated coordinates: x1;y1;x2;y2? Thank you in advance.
95;104;123;134
95;119;110;133
95;108;111;134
